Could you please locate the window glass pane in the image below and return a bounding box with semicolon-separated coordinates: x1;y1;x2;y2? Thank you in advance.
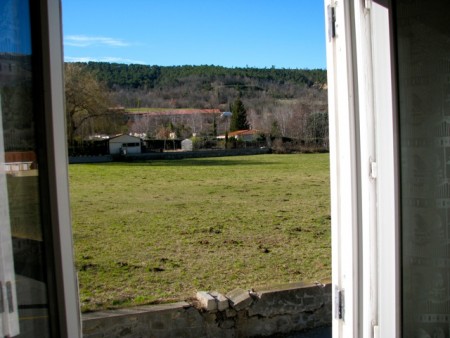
0;0;51;336
396;1;450;336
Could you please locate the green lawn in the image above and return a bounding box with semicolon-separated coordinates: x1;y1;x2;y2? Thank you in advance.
69;154;331;312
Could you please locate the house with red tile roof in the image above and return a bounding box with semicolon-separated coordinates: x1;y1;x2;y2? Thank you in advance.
217;129;261;142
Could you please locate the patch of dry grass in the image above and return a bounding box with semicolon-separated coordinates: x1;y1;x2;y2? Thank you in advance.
69;154;330;312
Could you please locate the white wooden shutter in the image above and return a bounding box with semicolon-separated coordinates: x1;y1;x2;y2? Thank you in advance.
325;1;399;337
325;0;360;337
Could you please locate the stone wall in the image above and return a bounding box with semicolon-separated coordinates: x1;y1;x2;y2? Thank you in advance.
82;282;331;338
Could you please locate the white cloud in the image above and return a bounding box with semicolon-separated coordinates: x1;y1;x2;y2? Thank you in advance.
64;56;146;65
64;35;129;47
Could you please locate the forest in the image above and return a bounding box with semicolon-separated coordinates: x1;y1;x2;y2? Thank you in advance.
66;62;328;151
77;62;327;108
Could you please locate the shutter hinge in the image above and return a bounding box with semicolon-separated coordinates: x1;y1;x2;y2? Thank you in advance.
335;286;345;320
365;0;372;10
327;5;336;41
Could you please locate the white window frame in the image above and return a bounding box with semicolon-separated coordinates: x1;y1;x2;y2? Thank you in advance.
325;1;360;336
38;0;81;336
325;1;399;337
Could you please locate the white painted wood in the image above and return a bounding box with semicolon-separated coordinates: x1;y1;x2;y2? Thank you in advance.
351;3;398;337
351;2;378;337
0;95;20;337
326;1;399;337
41;0;82;336
371;3;399;338
325;0;359;336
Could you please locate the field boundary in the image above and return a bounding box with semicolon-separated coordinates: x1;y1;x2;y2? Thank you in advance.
82;282;331;338
69;148;271;164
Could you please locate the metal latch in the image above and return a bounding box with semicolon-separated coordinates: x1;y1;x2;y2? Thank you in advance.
335;286;345;320
370;159;378;180
374;325;379;338
327;5;336;41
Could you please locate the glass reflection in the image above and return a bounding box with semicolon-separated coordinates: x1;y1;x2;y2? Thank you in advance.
0;0;50;336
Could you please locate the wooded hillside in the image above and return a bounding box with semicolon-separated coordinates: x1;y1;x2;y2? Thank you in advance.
66;62;328;149
75;62;327;110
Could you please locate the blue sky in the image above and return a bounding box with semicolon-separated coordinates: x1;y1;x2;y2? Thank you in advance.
62;0;326;69
0;0;32;54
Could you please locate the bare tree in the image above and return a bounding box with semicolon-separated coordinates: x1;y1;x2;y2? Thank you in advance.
64;63;110;144
272;106;293;137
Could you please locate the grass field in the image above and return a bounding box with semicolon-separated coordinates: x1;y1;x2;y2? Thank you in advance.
69;154;331;312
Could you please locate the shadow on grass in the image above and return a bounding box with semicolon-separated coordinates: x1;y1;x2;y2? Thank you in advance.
104;158;280;167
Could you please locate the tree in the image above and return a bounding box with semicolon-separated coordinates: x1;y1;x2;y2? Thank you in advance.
270;120;281;138
212;116;217;137
230;98;249;131
155;126;171;150
306;111;329;145
272;106;293;137
64;63;110;145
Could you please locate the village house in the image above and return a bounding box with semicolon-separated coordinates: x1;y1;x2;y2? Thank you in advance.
217;129;261;142
3;151;36;173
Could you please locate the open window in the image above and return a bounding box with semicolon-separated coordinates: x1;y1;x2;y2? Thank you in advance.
0;0;80;336
327;0;450;337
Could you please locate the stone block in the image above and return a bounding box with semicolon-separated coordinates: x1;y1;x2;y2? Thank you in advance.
312;305;332;326
291;313;307;329
303;296;317;306
196;291;217;311
182;306;205;328
169;327;207;338
202;312;217;324
209;291;229;311
219;319;235;330
226;288;253;311
225;308;237;318
239;314;293;337
205;324;235;338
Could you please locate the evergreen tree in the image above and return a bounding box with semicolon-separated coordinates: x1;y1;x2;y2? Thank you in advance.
230;98;249;131
212;116;217;137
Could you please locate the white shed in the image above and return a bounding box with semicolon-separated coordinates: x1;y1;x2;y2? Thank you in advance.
181;139;193;151
109;134;142;155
